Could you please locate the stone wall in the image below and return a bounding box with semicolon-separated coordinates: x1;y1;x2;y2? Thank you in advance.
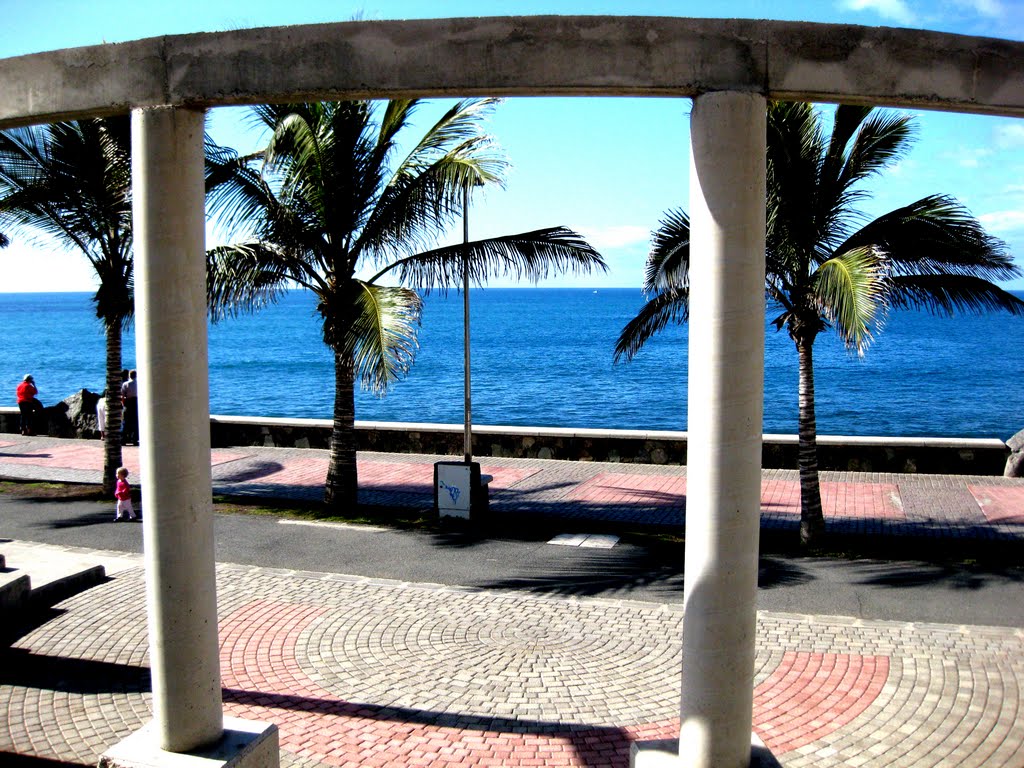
209;416;1007;476
0;407;1008;475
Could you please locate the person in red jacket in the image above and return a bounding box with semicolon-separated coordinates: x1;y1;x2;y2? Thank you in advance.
16;374;43;436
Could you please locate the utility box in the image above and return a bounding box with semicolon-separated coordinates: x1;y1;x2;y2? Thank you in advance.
434;461;489;520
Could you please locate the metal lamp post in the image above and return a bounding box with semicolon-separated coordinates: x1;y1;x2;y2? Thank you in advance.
434;177;486;521
462;180;474;464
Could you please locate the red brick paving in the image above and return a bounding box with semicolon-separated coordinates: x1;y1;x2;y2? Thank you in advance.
969;485;1024;524
753;651;889;753
219;599;676;766
569;473;904;521
0;444;242;474
569;473;687;505
219;600;889;766
761;480;903;520
234;459;538;492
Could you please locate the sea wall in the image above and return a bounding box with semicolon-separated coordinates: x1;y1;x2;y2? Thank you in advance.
204;416;1007;475
0;406;1008;476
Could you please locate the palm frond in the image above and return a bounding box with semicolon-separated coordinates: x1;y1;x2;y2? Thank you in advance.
836;109;914;192
613;287;689;363
205;136;315;255
362;136;507;262
357;99;508;263
812;245;887;354
836;194;1017;281
0;117;134;326
887;274;1024;316
373;227;606;290
645;209;690;294
206;242;300;321
397;98;502;171
767;101;828;268
334;282;423;395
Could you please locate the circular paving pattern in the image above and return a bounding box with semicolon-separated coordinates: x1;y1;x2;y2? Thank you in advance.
299;588;681;726
2;559;1023;768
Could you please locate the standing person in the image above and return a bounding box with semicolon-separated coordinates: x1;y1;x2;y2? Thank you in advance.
121;369;138;445
113;466;136;521
15;374;43;436
96;392;106;439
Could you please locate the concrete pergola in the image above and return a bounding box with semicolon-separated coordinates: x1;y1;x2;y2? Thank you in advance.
2;16;1022;768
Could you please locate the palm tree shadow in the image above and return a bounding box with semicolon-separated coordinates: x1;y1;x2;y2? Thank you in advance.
43;510;129;529
757;556;814;589
216;461;285;482
854;561;1024;589
479;553;686;598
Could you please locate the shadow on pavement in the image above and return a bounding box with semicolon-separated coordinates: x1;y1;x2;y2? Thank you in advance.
0;647;150;695
42;510;119;530
478;547;686;598
757;557;815;589
854;561;1024;589
223;687;644;768
216;461;284;482
0;753;84;767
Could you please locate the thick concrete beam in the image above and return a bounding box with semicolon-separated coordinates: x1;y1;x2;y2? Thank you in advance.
1;17;1023;128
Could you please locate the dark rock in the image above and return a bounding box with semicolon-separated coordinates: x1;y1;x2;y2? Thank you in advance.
1005;450;1024;478
1005;428;1024;477
1007;427;1024;453
59;389;102;438
41;399;71;437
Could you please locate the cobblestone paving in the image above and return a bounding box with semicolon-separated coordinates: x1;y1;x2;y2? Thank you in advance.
3;437;1024;764
2;556;1023;767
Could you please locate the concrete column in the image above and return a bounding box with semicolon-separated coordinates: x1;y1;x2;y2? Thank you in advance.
131;106;223;752
679;91;767;768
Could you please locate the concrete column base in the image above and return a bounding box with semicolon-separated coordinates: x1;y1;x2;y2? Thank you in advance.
99;717;279;768
631;733;781;768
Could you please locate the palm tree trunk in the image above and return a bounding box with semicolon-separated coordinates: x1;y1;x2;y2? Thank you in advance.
324;350;358;513
796;336;826;546
101;322;124;495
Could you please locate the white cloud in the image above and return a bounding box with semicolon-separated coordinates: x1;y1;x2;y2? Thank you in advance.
840;0;916;23
0;240;98;292
949;147;993;168
886;159;912;176
979;209;1024;234
949;0;1005;18
994;123;1024;149
579;225;651;250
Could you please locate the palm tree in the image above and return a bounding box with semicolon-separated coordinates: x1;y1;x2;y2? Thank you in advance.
206;98;605;512
0;117;133;494
616;101;1024;547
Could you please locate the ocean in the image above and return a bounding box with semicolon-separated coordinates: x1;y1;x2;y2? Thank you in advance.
2;288;1022;439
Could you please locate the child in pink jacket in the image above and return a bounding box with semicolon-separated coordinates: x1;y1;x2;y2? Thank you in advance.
114;466;137;521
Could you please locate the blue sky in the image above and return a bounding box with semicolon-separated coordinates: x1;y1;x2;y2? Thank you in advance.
1;0;1023;291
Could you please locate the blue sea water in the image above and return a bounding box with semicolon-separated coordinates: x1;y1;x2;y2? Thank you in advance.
1;288;1022;439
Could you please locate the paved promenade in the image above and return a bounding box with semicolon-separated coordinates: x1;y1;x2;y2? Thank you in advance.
1;434;1023;540
2;435;1024;767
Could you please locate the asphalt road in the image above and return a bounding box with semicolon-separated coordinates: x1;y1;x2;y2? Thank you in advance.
3;495;1023;628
